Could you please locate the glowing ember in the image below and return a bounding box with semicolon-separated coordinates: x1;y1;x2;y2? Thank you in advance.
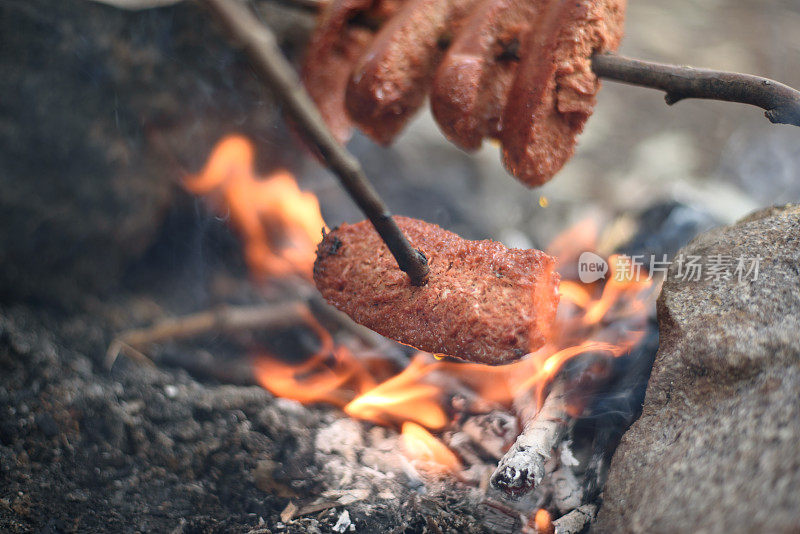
401;421;461;471
184;135;326;280
532;508;554;534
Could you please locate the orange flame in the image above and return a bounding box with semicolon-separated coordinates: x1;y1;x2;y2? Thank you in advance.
251;311;376;407
401;422;461;471
184;135;326;280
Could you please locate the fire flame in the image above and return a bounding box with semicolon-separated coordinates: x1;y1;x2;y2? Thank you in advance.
189;135;653;472
183;135;326;280
401;422;461;471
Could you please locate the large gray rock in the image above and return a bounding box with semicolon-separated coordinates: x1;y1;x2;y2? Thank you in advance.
596;204;800;533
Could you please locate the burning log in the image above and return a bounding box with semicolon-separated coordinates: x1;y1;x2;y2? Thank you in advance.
313;217;561;365
492;347;619;498
491;377;572;497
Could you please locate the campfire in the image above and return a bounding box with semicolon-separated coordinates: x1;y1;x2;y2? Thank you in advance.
4;0;800;533
165;133;656;531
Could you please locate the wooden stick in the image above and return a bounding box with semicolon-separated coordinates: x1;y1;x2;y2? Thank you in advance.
592;53;800;127
105;302;308;368
200;0;429;286
552;504;597;534
491;378;573;497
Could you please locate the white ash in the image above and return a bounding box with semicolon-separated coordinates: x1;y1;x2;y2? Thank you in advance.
332;510;352;533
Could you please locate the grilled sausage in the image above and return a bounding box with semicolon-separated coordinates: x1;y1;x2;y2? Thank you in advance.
344;0;481;145
430;0;544;150
301;0;407;143
313;217;561;365
501;0;626;185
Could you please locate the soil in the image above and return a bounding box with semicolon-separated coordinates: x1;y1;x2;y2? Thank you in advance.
0;285;510;533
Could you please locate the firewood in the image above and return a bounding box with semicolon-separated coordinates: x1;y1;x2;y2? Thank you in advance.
552;504;596;534
491;378;572;496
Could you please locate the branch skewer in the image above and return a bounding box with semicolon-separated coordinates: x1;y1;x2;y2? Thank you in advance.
591;53;800;127
200;0;429;286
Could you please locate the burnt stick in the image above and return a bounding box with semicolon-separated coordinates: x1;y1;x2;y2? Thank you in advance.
492;351;616;497
200;0;430;286
105;302;310;368
552;504;597;534
491;377;572;497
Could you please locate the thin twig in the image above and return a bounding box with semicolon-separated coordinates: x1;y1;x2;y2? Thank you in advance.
200;0;430;286
105;302;309;368
592;53;800;127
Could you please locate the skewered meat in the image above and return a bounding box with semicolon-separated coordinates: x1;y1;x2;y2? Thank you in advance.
431;0;543;150
313;217;561;365
501;0;626;185
302;0;626;185
301;0;407;143
345;0;482;144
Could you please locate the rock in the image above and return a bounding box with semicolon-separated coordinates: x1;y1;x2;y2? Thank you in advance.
596;204;800;533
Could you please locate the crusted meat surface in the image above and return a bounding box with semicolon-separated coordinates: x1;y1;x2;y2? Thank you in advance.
302;0;626;185
431;0;543;150
345;0;481;145
301;0;407;143
313;217;560;365
501;0;626;186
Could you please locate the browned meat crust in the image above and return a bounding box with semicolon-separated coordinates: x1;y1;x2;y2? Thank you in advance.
302;0;625;184
344;0;481;145
301;0;407;144
430;0;543;150
501;0;626;186
313;217;560;365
